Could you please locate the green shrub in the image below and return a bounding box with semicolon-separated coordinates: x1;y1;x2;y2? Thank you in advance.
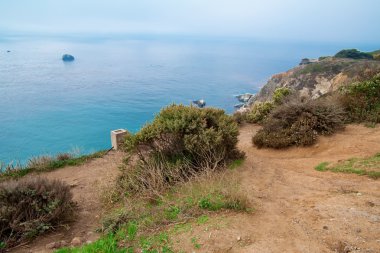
0;177;74;249
252;98;345;149
232;111;246;125
318;56;329;61
121;104;243;194
245;101;274;123
335;49;374;60
339;74;380;123
272;87;291;104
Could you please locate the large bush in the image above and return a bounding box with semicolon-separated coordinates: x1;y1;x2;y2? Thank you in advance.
334;49;373;60
252;98;345;149
0;177;74;249
120;104;242;194
339;74;380;123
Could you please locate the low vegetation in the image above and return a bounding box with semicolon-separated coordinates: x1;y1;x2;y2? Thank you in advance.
0;150;107;182
247;69;380;149
315;153;380;179
339;73;380;123
0;177;74;249
334;49;374;60
297;60;350;75
59;168;250;252
235;87;291;124
120;104;244;196
252;97;345;148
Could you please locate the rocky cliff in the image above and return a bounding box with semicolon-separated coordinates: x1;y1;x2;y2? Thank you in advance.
249;57;380;104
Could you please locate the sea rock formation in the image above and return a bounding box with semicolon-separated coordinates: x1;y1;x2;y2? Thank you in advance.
192;99;206;108
62;54;75;62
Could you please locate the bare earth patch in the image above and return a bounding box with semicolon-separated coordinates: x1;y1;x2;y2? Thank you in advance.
10;124;380;253
171;124;380;253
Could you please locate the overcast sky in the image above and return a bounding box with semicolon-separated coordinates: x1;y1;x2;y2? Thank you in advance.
1;0;379;43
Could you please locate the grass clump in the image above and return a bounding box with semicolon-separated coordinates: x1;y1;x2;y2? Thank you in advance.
55;234;126;253
339;73;380;123
0;177;74;249
108;170;250;233
314;162;329;171
252;97;345;149
315;153;380;179
0;151;107;182
67;171;249;253
120;104;244;196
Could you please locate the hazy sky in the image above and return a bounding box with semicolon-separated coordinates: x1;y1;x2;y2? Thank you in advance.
1;0;379;43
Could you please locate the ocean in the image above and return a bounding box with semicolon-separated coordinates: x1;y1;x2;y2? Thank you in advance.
0;34;377;163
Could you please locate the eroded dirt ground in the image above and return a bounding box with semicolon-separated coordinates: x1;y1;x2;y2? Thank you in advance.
11;124;380;253
172;124;380;253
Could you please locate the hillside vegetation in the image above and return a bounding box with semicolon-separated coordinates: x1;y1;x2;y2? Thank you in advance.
249;49;380;104
236;49;380;149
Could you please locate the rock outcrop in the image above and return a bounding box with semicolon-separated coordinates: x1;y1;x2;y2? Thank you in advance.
249;57;380;104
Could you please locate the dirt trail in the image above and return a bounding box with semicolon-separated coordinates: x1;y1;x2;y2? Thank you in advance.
11;124;380;253
173;124;380;253
12;151;124;253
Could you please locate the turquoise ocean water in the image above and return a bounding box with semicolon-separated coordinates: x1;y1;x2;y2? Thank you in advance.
0;35;377;163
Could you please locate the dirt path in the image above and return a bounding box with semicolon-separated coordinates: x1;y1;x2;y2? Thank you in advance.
12;151;124;253
172;124;380;253
11;125;380;253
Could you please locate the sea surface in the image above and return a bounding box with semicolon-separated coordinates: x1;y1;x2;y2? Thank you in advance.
0;34;377;164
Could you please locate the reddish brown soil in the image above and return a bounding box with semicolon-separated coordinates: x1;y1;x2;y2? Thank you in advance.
172;124;380;253
10;124;380;253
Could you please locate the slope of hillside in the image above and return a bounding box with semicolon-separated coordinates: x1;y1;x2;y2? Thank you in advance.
249;57;380;104
10;124;380;253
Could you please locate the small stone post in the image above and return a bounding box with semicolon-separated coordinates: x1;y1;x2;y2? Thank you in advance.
111;129;128;150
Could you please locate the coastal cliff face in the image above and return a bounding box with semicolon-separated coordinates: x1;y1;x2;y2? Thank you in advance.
249;57;380;103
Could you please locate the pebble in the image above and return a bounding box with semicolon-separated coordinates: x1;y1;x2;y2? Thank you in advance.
71;237;82;246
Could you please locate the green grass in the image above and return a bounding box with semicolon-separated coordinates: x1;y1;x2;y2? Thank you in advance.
63;170;251;252
315;153;380;179
191;237;201;249
55;234;125;253
315;162;329;171
228;158;245;170
0;150;107;182
55;231;175;253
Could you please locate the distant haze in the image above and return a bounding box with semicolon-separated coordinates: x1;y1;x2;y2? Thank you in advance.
1;0;380;43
